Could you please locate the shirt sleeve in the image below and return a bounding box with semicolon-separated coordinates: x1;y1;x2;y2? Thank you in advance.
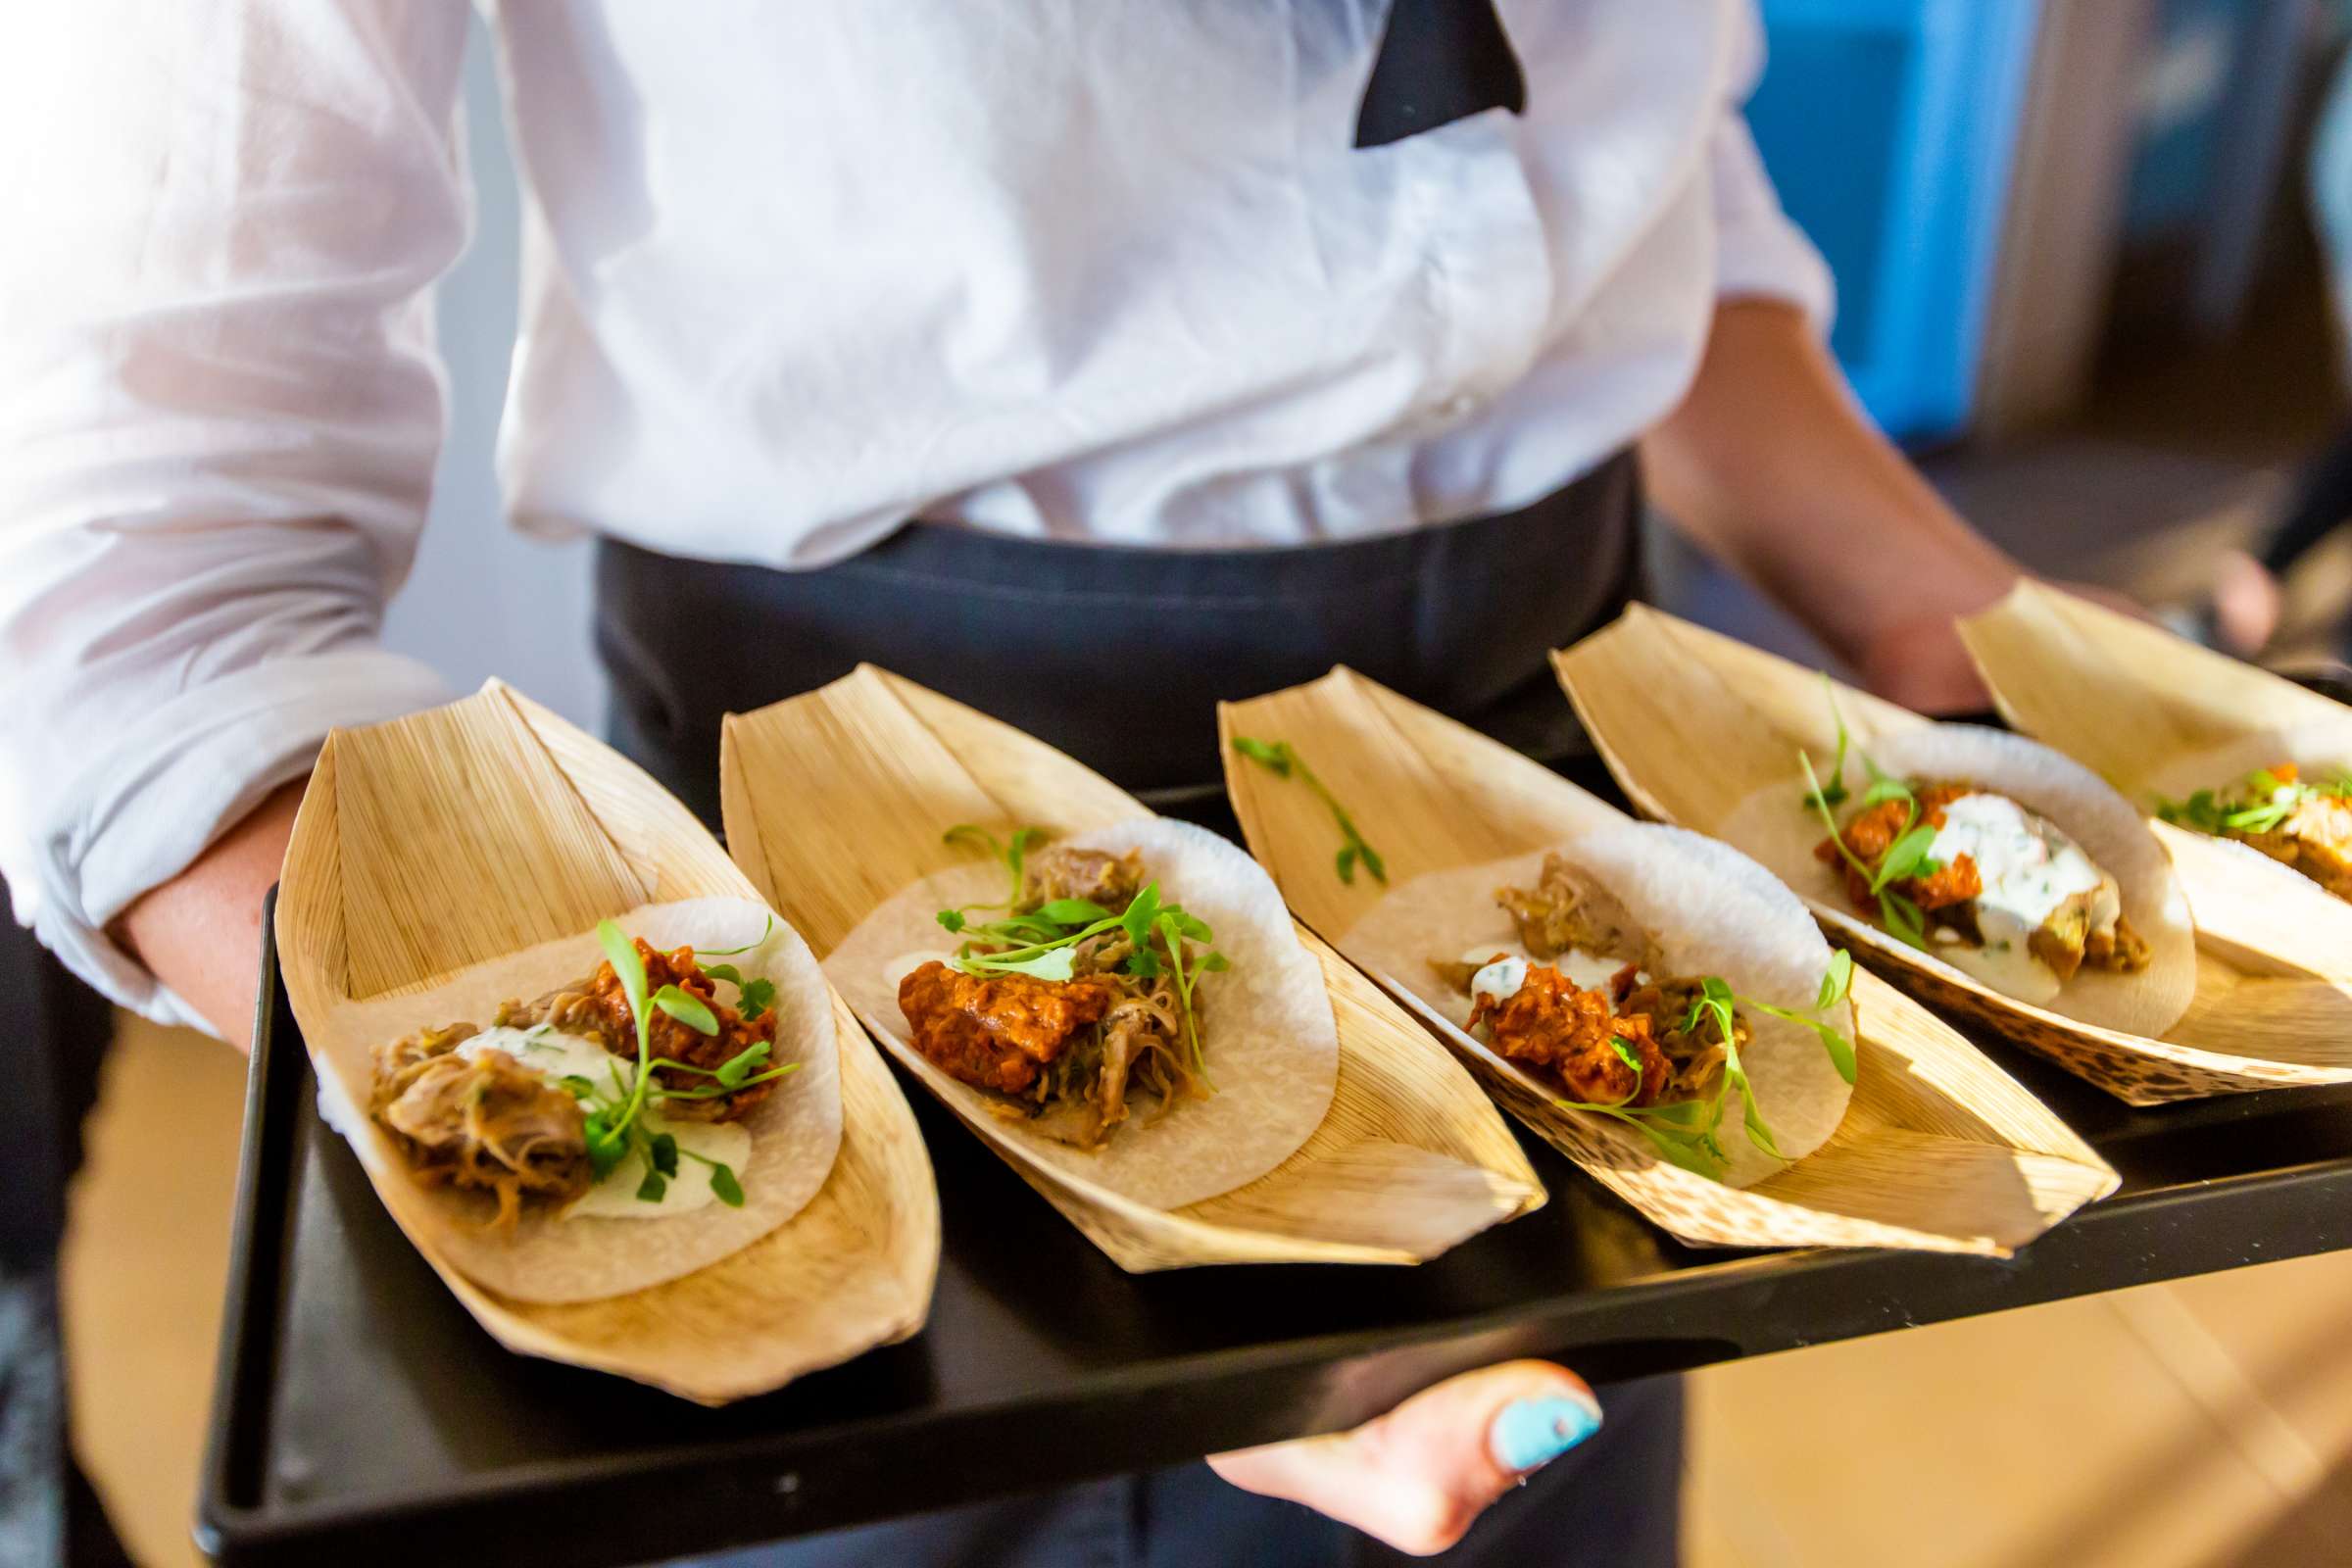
1708;5;1837;330
0;1;472;1029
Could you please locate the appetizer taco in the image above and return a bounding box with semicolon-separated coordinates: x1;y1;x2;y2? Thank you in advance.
313;897;843;1304
2153;751;2352;906
1722;687;2197;1033
1345;822;1857;1188
827;816;1339;1211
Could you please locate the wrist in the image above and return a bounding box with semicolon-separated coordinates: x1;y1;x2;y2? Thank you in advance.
113;775;308;1049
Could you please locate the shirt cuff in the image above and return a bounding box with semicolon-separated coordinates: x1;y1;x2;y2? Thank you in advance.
15;650;451;1032
1709;113;1838;335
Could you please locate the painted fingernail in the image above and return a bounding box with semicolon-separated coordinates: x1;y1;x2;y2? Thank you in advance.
1489;1394;1603;1473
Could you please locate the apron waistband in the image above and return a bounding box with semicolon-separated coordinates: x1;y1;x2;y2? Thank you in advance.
596;453;1641;827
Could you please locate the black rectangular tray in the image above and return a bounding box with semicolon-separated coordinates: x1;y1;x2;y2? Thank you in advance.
201;825;2352;1567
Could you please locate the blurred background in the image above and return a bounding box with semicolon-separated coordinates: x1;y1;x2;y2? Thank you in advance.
25;1;2352;1564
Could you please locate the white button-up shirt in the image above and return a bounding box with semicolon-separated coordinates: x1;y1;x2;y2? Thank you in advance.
0;0;1828;1025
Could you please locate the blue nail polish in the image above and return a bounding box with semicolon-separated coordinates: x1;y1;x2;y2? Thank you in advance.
1489;1395;1602;1473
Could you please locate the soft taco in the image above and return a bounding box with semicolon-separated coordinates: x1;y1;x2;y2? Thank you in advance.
1719;687;2198;1033
2153;752;2352;906
826;816;1339;1212
313;898;843;1304
1345;822;1858;1188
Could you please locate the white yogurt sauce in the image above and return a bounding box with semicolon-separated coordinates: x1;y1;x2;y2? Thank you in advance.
460;1025;753;1219
1926;794;2116;1004
1459;945;1638;1007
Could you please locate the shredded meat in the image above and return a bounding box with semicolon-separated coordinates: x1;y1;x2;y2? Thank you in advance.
1817;782;1984;912
1019;847;1147;913
514;939;780;1123
1496;853;1656;968
898;960;1119;1095
1469;964;1671;1107
370;1031;589;1229
1611;967;1740;1103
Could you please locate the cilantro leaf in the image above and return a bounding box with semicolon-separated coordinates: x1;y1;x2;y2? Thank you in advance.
708;1163;746;1207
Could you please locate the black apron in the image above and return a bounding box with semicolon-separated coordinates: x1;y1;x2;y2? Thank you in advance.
599;452;1642;828
595;454;1683;1568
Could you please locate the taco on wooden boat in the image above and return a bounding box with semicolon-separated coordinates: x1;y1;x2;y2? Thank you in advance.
1346;821;1857;1188
316;898;843;1305
1715;688;2199;1034
826;816;1338;1213
2153;760;2352;905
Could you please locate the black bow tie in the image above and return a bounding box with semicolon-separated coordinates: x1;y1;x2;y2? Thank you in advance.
1355;0;1526;149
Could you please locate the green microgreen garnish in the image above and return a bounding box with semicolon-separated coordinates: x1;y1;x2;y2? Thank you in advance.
696;916;776;956
1231;736;1388;885
1798;674;1852;811
652;985;718;1036
1799;695;1941;952
1547;953;1858;1180
576;919;789;1204
706;1161;746;1207
942;825;1045;913
936;827;1229;1087
2157;766;2352;838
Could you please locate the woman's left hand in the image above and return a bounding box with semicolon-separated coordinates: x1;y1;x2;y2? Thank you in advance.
1206;1360;1602;1555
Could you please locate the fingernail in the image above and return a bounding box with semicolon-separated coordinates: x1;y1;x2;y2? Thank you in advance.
1489;1394;1602;1473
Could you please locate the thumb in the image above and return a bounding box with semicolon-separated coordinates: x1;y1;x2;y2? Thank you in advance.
1205;1361;1602;1556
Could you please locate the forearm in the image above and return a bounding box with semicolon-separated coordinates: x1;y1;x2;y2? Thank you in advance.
1642;300;2022;704
113;779;309;1051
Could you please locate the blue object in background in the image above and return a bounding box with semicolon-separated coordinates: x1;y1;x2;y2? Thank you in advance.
1746;0;2043;444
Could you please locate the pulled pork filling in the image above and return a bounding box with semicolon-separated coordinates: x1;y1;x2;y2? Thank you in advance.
369;1023;590;1229
899;846;1200;1148
368;940;776;1227
1438;853;1743;1110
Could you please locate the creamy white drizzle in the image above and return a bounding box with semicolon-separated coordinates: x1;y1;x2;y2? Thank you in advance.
1925;794;2118;1004
1467;955;1529;1005
1459;945;1640;1007
459;1025;752;1220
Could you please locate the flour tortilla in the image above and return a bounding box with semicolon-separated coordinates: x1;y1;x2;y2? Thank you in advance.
826;816;1338;1212
1720;723;2197;1037
1343;823;1856;1189
313;897;842;1304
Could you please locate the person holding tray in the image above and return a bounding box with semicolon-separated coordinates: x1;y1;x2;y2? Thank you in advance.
0;3;2097;1564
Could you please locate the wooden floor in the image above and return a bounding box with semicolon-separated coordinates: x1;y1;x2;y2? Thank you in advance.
64;1014;2352;1568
